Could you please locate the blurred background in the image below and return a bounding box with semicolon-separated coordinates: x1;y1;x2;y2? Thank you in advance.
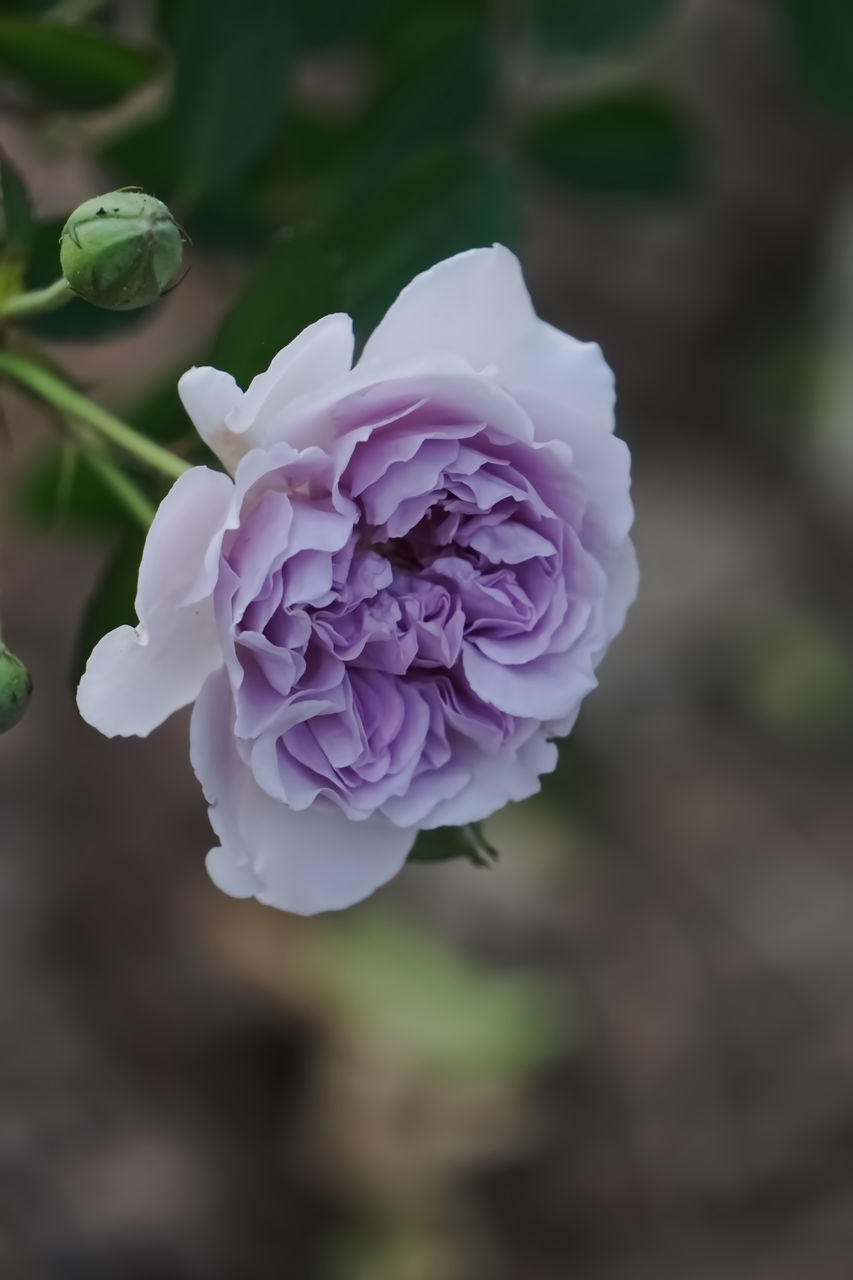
2;0;853;1276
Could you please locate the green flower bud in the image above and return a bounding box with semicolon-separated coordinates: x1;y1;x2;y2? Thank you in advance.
59;189;184;311
0;644;32;733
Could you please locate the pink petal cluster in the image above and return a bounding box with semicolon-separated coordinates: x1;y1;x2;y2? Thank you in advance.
77;247;637;914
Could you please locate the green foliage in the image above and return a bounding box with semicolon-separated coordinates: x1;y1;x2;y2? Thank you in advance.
521;89;699;199
0;152;34;259
160;0;293;202
212;230;340;388
312;912;561;1077
535;0;674;54
290;0;390;50
778;0;853;116
21;445;132;532
339;149;518;335
349;3;494;188
0;16;158;109
409;821;499;865
129;378;190;446
99;117;177;202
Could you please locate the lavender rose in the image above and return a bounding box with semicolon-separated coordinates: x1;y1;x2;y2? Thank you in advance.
77;247;637;914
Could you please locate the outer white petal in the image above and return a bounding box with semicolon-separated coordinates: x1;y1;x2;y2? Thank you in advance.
599;538;640;650
177;366;243;469
359;245;618;452
77;467;234;738
359;245;537;372
227;314;354;443
191;671;417;915
179;316;354;473
499;320;616;439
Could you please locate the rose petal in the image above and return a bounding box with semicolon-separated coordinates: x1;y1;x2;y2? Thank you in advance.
177;367;243;471
359;245;536;372
192;670;416;913
77;467;234;737
499;321;616;439
419;731;558;829
226;314;354;448
179;315;354;472
462;642;598;720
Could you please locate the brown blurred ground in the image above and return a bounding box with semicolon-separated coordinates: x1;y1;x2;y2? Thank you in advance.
4;2;853;1277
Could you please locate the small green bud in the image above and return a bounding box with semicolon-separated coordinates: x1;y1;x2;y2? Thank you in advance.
0;644;32;733
59;188;184;311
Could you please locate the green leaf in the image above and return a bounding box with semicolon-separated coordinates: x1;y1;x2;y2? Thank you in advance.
408;822;499;865
102;116;275;249
534;0;674;55
100;116;177;199
0;151;34;257
211;229;340;388
161;0;293;201
72;526;145;687
778;0;853;116
129;378;188;445
20;445;134;532
0;18;159;109
311;912;562;1078
345;4;494;196
290;0;389;50
339;148;518;335
521;89;699;199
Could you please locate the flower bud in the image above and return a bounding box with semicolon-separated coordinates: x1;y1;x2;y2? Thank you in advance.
0;644;32;733
59;189;184;311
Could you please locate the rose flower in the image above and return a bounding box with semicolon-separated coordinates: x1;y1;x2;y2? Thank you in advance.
78;247;638;913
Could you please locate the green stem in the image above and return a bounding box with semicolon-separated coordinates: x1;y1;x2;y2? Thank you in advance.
84;447;157;530
0;350;189;480
0;278;73;322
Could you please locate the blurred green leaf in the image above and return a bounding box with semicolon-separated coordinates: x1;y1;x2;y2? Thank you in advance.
0;18;158;109
409;821;498;865
0;151;34;258
347;4;494;193
100;116;177;199
23;219;150;340
340;148;518;334
20;444;131;531
280;111;356;180
0;1;55;12
161;0;292;201
211;229;340;388
699;603;853;758
521;89;698;199
72;526;144;687
535;0;674;55
409;827;476;862
129;377;188;445
290;0;389;50
314;912;562;1077
103;116;274;248
778;0;853;115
